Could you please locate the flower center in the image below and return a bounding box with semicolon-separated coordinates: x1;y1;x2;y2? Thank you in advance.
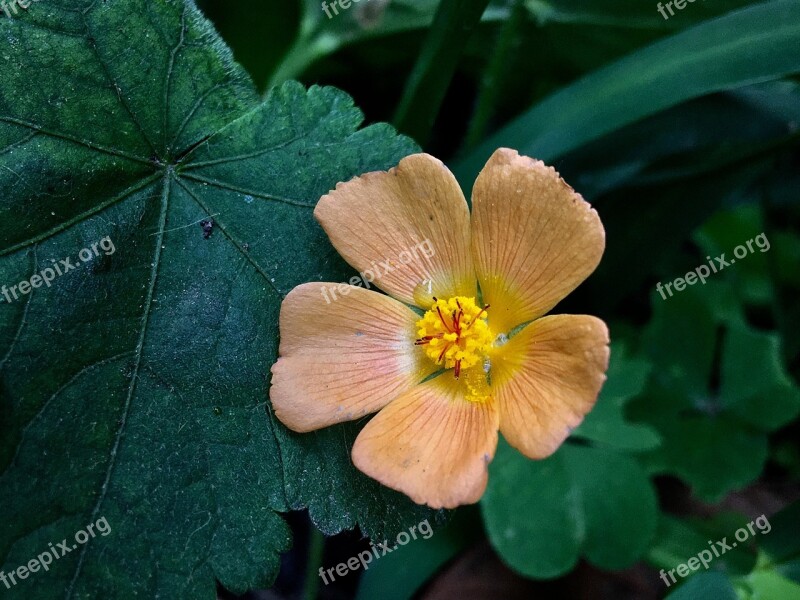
415;296;492;379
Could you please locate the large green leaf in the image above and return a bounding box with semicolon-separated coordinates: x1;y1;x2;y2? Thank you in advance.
481;440;657;579
743;572;800;600
454;0;800;183
0;1;436;597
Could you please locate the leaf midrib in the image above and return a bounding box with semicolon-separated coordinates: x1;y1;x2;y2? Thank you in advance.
63;171;170;599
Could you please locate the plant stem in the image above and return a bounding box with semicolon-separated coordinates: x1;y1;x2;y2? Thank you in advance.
463;0;527;150
303;527;325;600
393;0;491;146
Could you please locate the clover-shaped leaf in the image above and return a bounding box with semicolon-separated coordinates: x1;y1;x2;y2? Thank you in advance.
630;282;800;500
574;342;660;451
481;439;657;578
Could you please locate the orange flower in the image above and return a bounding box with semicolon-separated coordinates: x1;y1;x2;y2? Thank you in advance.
270;148;610;509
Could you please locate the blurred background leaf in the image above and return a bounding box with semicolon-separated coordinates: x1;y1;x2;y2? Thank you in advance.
454;0;800;183
481;440;658;578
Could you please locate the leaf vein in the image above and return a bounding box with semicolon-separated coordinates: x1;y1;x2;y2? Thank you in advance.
64;172;171;599
164;5;188;155
7;350;136;470
0;172;162;258
179;172;314;208
175;176;283;298
181;134;301;170
0;116;152;165
80;3;159;157
0;247;38;371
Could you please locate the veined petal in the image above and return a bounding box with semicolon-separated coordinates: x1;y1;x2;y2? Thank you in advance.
491;315;609;459
315;153;476;308
270;283;435;433
472;148;605;333
352;375;499;509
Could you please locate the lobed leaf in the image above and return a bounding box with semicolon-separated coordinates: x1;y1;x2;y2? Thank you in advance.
0;1;435;597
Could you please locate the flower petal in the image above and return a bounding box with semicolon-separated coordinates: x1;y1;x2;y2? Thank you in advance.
471;148;605;333
315;153;476;307
491;315;609;459
270;283;435;432
352;375;499;508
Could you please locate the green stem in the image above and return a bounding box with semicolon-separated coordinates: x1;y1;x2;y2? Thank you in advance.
267;5;338;91
303;527;325;600
463;0;527;150
393;0;492;146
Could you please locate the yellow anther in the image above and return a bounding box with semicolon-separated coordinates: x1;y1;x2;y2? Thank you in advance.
414;296;492;381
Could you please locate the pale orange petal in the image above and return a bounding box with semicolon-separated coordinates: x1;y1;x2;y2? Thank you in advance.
315;153;476;308
491;315;609;459
472;148;605;333
270;283;435;433
352;375;499;509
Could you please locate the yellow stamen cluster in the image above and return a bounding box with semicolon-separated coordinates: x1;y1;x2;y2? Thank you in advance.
415;296;492;375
